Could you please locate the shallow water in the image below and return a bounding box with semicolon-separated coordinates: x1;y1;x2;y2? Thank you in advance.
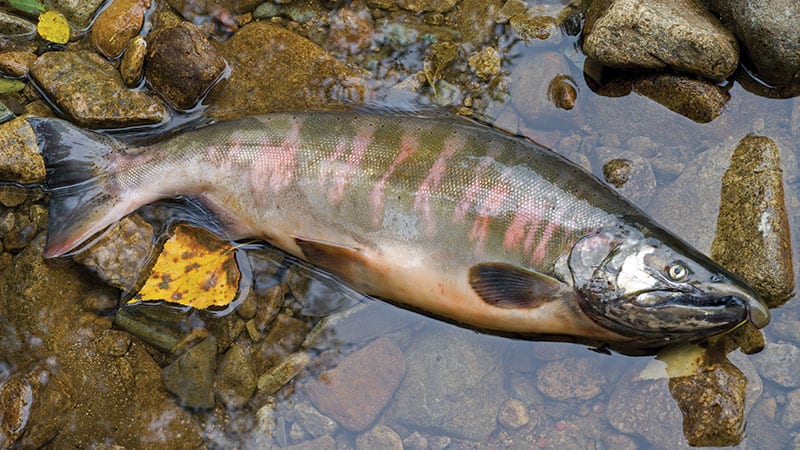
1;1;800;448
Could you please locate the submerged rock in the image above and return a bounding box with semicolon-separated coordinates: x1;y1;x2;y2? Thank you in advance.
583;0;738;81
631;73;730;123
0;51;36;77
0;12;35;37
145;22;227;110
711;135;793;306
306;337;405;431
44;0;105;31
206;21;367;119
536;356;607;401
29;50;168;128
355;425;403;450
162;335;218;409
705;0;800;87
392;327;504;441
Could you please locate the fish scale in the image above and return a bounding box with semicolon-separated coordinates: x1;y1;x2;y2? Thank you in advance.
31;111;769;349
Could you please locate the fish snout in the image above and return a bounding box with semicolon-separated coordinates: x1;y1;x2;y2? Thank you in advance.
706;281;770;329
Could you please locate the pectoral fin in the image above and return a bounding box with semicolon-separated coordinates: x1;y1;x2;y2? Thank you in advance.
293;236;366;287
469;263;572;309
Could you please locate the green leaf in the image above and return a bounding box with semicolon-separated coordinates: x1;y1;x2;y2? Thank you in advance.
0;79;25;94
6;0;46;15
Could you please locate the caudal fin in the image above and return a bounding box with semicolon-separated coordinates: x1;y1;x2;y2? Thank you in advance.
28;117;130;257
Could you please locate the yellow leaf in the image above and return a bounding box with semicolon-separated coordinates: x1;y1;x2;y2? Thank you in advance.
37;11;70;44
130;224;241;309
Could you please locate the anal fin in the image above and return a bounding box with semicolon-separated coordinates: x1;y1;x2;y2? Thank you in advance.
293;236;367;288
469;262;573;309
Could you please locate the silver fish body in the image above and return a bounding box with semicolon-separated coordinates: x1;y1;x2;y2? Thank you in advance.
30;112;770;348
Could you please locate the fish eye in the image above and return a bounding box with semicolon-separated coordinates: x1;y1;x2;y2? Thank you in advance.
667;263;689;282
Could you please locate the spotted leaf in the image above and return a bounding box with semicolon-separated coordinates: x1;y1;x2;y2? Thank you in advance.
130;224;241;309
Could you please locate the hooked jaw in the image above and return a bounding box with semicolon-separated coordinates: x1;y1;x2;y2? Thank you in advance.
703;280;770;329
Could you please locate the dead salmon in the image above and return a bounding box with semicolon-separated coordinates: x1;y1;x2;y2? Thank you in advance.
29;112;770;348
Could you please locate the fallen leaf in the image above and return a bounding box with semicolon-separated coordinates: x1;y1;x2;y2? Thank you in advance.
37;10;70;44
130;224;241;309
8;0;45;15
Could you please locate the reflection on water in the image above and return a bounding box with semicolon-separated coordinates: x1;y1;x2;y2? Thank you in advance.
0;0;799;448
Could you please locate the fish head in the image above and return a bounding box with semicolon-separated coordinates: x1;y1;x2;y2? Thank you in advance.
567;223;769;344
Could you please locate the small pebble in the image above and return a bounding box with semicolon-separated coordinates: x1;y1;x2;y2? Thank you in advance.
498;398;529;429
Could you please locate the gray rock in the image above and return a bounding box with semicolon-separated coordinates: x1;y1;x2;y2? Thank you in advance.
583;0;738;81
497;398;529;429
162;336;218;409
355;425;403;450
508;51;578;128
396;0;458;13
651;139;735;254
752;342;800;387
537;356;607;401
705;0;800;86
257;351;311;395
294;401;337;439
29;50;168;128
392;327;504;441
711;135;794;306
0;12;35;37
607;366;687;448
781;388;800;428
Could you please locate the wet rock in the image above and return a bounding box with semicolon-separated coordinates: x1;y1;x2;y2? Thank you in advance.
396;0;458;13
356;425;403;450
0;51;36;77
306;337;404;431
711;135;793;306
30;50;168;128
583;0;738;81
254;313;310;373
215;343;256;409
751;342;800;388
326;8;375;56
0;12;35;37
783;388;800;428
0;361;73;449
145;22;226;110
162;335;218;409
81;287;120;314
603;158;632;188
509;51;578;127
206;21;367;120
510;13;561;43
497;398;529;429
631;73;730;123
284;435;335;450
73;215;156;292
468;46;502;80
403;431;428;450
114;303;192;353
0;235;205;447
651;139;733;253
705;0;800;86
90;0;149;58
669;358;747;446
607;366;686;448
302;301;417;350
120;36;147;87
537;356;607;401
257;351;311;395
392;327;504;441
0;117;45;184
44;0;105;31
294;401;337;438
597;147;656;207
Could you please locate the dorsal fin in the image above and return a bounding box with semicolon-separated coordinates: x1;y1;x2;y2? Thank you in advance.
469;263;572;309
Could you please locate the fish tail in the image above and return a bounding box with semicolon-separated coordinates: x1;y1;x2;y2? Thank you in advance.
28;118;131;257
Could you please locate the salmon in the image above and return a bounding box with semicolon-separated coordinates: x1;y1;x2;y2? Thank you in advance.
29;112;770;349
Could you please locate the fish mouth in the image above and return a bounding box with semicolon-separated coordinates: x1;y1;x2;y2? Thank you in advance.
629;281;770;330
